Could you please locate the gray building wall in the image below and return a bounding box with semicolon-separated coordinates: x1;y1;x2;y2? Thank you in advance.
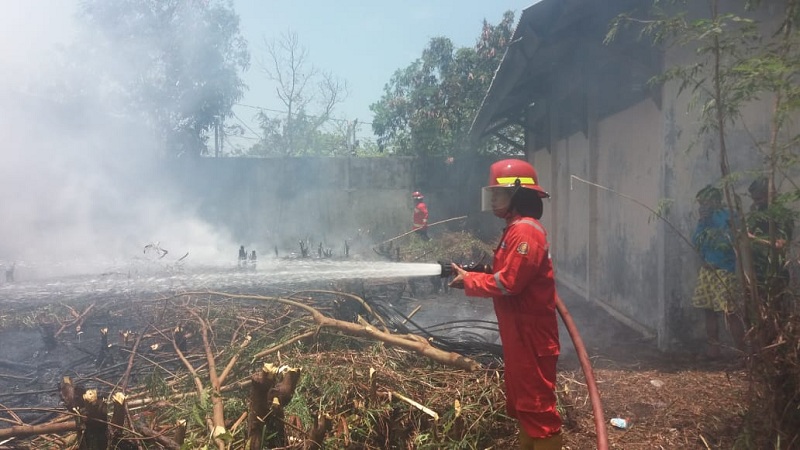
534;99;667;341
529;29;794;350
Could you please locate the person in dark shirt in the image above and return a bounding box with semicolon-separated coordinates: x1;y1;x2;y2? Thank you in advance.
691;185;745;359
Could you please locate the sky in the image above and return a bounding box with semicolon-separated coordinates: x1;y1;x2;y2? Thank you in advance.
230;0;537;149
0;1;536;145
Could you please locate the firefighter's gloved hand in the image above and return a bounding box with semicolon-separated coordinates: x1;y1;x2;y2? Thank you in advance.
448;263;467;289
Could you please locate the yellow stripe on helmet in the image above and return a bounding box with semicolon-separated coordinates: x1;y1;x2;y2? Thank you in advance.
496;176;535;185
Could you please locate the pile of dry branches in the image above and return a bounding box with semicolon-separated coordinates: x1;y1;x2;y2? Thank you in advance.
0;289;518;449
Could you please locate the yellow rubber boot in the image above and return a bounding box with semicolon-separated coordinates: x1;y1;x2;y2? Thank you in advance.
519;427;562;450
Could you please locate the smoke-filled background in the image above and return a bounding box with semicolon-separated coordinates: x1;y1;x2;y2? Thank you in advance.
0;1;248;279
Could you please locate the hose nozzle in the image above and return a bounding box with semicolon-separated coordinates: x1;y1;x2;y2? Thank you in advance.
438;261;492;278
438;261;454;278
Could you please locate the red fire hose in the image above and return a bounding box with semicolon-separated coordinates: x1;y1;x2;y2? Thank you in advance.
440;262;608;447
556;294;609;450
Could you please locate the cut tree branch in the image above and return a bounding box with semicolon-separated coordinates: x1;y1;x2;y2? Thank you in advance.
184;292;481;372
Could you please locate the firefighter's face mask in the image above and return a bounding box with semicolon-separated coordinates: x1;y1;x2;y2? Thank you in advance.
482;186;514;217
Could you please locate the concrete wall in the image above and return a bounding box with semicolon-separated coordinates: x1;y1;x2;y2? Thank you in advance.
168;155;496;255
597;101;665;332
533;99;666;340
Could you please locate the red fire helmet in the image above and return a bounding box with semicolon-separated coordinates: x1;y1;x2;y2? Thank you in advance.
412;191;424;200
486;159;549;198
482;159;549;213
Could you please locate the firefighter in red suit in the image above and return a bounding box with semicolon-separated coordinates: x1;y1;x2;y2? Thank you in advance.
449;159;562;450
412;191;430;240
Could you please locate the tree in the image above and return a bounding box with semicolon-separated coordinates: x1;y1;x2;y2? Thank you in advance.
76;0;250;158
609;1;800;445
247;112;356;157
251;31;348;156
370;11;515;156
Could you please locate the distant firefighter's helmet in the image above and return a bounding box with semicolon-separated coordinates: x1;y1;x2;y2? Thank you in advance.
412;191;424;200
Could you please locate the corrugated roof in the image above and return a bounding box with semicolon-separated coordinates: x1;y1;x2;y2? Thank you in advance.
468;0;658;149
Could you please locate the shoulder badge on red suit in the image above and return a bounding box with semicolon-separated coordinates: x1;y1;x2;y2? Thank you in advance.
516;242;529;255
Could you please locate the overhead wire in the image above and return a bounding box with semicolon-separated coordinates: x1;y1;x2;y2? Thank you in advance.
230;110;263;139
231;134;260;141
234;102;373;126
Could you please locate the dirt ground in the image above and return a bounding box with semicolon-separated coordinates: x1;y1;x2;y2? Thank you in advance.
403;285;749;449
0;269;749;449
553;288;748;449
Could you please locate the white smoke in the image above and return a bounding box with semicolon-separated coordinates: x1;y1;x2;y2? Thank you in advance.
0;1;238;280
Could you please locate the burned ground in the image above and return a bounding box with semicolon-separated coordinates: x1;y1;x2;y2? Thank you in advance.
0;240;749;449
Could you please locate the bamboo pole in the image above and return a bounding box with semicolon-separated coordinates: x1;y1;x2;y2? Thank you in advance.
374;216;467;246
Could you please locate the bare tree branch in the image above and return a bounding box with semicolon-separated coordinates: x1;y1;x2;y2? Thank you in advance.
257;30;347;155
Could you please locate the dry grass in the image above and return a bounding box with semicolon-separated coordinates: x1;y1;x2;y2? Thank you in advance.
0;287;756;450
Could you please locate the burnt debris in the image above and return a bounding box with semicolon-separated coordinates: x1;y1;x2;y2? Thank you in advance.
4;263;14;282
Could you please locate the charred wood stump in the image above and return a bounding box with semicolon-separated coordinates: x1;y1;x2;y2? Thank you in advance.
269;366;302;407
40;323;57;351
317;242;333;258
368;368;378;407
447;399;465;442
304;412;332;450
80;389;108;450
265;366;302;448
60;378;108;450
96;327;113;368
331;295;367;323
248;363;279;450
248;364;303;449
60;376;84;414
173;419;187;447
4;263;14;282
174;325;189;353
109;392;127;446
264;397;287;448
118;329;135;347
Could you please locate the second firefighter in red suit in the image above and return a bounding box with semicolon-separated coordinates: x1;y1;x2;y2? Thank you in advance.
412;191;429;240
449;159;562;450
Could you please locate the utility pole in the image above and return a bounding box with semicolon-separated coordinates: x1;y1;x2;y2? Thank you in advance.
212;116;225;157
349;119;359;156
214;116;221;157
